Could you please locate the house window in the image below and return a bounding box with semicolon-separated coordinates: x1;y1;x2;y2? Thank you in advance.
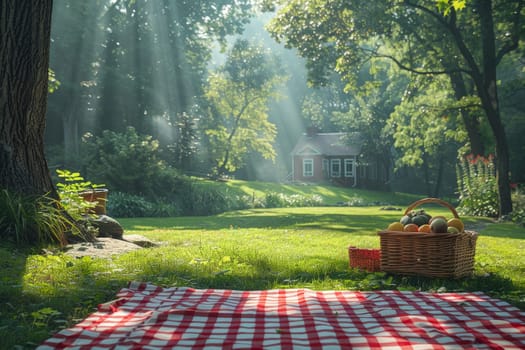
344;159;354;177
331;159;341;177
303;159;314;177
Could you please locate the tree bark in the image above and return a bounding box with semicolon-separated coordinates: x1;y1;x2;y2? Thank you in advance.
448;71;486;156
475;0;513;216
0;1;56;197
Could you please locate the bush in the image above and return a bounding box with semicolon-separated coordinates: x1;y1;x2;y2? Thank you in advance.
178;184;241;216
81;127;166;196
511;187;525;225
456;154;499;217
107;192;154;218
149;200;182;217
0;190;70;244
264;192;323;208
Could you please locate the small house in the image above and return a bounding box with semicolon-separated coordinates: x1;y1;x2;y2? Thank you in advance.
290;131;386;188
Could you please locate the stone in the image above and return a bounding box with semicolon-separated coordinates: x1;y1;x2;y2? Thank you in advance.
123;234;158;248
91;215;124;239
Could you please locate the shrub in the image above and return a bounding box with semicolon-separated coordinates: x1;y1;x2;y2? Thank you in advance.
264;192;323;208
456;154;499;217
149;200;182;217
106;192;154;218
510;186;525;225
0;190;70;244
179;185;229;216
81;127;166;196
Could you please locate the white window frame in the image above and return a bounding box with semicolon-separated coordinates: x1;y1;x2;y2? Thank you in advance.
344;158;354;177
330;159;341;177
303;158;314;177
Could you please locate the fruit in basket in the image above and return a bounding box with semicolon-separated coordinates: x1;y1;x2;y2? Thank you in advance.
404;223;419;232
447;226;459;234
418;224;432;233
412;214;429;226
429;216;447;224
447;218;464;233
400;215;412;225
388;222;405;231
430;218;448;233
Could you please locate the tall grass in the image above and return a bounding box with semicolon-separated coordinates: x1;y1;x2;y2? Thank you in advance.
0;189;69;244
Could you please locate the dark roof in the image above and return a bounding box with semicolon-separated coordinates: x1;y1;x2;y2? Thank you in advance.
291;132;362;156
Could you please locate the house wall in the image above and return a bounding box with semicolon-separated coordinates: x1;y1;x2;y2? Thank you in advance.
292;155;324;182
293;155;358;185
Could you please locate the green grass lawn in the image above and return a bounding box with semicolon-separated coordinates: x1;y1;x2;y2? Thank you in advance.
1;205;524;349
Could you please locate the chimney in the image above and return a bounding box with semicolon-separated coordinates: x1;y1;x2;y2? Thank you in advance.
306;126;319;137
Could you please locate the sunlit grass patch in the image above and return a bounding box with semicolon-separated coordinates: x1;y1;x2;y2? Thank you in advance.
1;206;524;348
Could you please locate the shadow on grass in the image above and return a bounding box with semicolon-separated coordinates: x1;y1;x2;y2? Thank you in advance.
474;221;525;239
121;212;398;235
2;241;524;350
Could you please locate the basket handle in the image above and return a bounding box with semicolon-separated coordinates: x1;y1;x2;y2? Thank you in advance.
404;198;460;219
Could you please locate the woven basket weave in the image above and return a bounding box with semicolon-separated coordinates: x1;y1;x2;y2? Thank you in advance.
378;198;478;278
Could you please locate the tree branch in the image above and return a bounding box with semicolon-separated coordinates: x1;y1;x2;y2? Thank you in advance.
366;49;470;76
495;0;524;65
403;0;482;82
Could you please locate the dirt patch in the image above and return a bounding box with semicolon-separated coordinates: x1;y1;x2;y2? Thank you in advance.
63;235;157;259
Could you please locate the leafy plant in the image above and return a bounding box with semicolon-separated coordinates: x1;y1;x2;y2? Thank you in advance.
55;169;105;220
106;192;154;218
81;127;165;196
264;192;323;208
510;186;525;225
456;154;499;217
0;189;71;244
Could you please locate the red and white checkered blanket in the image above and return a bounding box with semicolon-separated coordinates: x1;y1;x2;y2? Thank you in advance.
38;282;525;349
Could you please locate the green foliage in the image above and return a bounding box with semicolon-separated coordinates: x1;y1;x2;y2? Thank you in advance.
47;68;60;93
0;189;70;244
456;154;499;217
56;169;104;220
82;127;166;195
264;192;323;208
106;192;154;218
435;0;467;15
178;184;246;216
107;192;182;218
510;187;525;225
202;39;286;175
389;76;466;168
47;0;256;163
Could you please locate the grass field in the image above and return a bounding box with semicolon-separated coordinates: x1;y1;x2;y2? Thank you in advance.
1;198;524;348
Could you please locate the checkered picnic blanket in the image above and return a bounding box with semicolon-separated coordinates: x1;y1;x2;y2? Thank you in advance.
38;282;525;349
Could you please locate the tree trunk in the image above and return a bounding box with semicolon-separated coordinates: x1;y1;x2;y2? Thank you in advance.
63;114;80;167
448;71;486;156
0;1;56;197
476;0;513;216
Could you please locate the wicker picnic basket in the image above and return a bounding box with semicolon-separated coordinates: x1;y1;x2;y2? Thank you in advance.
378;198;478;278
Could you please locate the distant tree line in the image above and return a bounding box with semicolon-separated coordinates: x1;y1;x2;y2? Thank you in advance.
46;0;285;179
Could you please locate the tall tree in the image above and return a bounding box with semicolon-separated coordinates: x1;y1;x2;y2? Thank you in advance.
202;39;286;175
268;0;524;216
47;0;257;168
0;1;56;196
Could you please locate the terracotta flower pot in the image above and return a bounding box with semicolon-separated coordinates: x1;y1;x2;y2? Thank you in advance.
79;189;108;215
